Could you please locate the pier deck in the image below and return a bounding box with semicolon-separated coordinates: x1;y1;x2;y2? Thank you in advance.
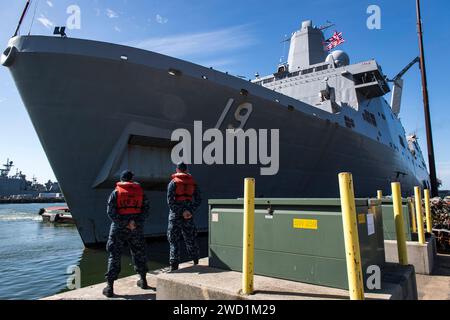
43;254;450;300
42;271;161;300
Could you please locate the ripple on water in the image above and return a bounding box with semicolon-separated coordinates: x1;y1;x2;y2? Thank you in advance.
0;203;84;300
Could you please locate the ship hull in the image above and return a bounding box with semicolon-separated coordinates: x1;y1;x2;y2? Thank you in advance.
5;36;429;246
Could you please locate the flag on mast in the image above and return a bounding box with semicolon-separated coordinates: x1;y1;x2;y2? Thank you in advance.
325;31;345;51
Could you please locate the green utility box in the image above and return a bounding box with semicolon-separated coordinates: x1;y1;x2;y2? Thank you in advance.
380;198;413;241
209;198;385;290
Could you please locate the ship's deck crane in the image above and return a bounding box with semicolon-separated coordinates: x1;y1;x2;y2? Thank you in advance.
388;56;420;115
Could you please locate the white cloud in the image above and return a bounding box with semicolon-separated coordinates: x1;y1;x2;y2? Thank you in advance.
46;1;53;7
156;14;168;24
106;9;119;19
199;58;235;69
114;26;121;33
37;14;54;29
130;25;255;59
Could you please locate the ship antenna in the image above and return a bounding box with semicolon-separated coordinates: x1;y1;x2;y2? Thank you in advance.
1;158;13;177
13;0;32;37
319;20;335;31
28;0;41;36
279;34;289;63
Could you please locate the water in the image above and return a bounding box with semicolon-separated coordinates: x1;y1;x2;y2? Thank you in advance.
0;203;82;299
0;203;182;300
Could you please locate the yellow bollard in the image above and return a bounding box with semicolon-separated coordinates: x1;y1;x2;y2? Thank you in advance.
414;187;426;245
391;183;408;265
338;173;365;300
377;190;383;200
409;198;417;233
424;189;433;234
242;178;255;295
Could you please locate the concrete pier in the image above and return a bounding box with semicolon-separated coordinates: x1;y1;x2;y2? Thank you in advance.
40;258;445;300
156;259;417;300
43;254;450;300
42;273;158;300
384;234;437;274
416;253;450;300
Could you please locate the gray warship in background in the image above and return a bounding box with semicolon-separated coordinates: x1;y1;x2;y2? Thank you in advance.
0;158;60;198
2;20;430;246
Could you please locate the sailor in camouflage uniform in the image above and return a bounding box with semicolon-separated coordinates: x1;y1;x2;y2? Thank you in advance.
167;163;201;271
103;170;150;298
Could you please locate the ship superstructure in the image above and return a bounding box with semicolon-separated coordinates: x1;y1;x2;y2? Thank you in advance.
252;21;429;185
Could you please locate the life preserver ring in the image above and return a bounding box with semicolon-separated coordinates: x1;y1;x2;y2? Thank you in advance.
1;46;18;67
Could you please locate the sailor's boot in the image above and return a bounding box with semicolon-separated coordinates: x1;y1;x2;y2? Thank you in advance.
102;280;114;298
137;274;149;289
193;259;199;265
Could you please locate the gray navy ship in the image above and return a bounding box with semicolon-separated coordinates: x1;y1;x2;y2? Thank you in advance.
2;19;430;246
0;158;60;198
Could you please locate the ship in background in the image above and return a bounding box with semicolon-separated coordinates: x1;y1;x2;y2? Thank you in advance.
2;19;430;246
0;158;61;198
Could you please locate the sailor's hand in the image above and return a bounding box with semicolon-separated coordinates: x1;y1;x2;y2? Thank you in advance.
183;211;193;220
127;220;137;231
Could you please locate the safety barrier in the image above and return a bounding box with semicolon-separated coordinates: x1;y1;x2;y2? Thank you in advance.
236;175;427;299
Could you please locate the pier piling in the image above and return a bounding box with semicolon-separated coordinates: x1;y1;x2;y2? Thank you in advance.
414;187;426;245
424;189;432;234
409;198;418;233
338;173;364;300
391;182;409;265
242;178;255;295
377;190;383;200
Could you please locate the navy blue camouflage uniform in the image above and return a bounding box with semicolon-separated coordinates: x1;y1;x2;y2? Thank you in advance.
105;190;150;282
167;180;201;265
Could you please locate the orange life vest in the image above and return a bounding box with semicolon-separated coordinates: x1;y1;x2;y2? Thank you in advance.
115;182;144;215
171;173;196;202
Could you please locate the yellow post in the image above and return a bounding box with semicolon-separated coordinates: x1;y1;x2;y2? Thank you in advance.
377;190;383;200
242;178;255;295
391;183;408;265
424;189;433;233
414;187;426;245
408;198;417;233
338;173;365;300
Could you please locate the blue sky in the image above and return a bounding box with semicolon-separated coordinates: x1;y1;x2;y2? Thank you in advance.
0;0;449;189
